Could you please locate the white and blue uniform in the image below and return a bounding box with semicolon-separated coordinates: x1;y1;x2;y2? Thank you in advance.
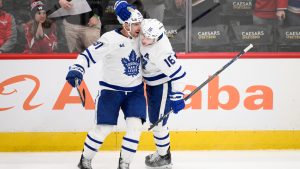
73;3;146;166
141;33;186;89
74;29;146;125
140;33;186;155
141;33;186;124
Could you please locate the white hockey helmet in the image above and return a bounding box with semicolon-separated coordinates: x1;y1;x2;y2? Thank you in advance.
141;19;165;41
117;7;143;25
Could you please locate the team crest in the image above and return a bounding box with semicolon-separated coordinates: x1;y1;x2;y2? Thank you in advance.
121;50;140;77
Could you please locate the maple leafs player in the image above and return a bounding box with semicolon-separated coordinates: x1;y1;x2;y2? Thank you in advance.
140;19;186;169
65;1;145;169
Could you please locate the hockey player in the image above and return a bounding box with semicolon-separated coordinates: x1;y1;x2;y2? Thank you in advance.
140;18;186;168
111;2;186;168
65;2;145;169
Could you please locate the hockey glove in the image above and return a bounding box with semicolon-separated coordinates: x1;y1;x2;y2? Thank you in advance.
66;64;84;88
169;92;185;114
114;0;133;21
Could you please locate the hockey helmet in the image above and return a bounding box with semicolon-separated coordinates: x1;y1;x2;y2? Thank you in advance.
117;7;143;25
141;19;165;41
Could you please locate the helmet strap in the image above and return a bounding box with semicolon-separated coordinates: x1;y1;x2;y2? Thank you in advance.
123;23;134;39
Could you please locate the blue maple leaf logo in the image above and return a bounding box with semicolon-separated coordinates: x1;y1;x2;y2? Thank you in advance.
121;50;141;77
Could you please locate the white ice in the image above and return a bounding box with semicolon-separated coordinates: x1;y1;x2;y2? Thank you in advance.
0;150;300;169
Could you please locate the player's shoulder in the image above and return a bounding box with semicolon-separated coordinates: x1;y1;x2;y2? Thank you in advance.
101;29;126;42
160;33;172;44
101;30;116;39
103;29;123;37
156;34;173;51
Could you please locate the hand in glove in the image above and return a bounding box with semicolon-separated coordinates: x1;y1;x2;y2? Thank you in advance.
66;64;84;88
169;92;185;114
114;0;134;21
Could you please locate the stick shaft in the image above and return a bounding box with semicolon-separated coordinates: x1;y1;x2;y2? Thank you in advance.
185;44;253;101
148;44;253;131
75;78;85;107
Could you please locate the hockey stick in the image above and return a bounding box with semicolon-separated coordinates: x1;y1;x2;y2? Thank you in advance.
148;44;254;131
75;78;86;107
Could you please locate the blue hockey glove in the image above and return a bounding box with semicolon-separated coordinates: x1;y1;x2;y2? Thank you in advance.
66;64;85;88
169;92;185;114
114;0;134;21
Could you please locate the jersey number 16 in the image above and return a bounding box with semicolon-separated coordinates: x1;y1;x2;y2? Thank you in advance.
164;55;176;67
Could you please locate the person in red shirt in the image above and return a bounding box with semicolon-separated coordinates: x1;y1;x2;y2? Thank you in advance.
23;0;57;53
253;0;288;26
0;0;17;53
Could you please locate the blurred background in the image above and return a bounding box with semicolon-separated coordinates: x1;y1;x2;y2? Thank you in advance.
1;0;299;54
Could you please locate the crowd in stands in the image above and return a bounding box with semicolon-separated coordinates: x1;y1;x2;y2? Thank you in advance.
189;0;300;52
0;0;299;53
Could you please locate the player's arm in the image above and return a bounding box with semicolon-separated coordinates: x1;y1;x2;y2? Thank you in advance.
75;37;110;69
66;36;111;87
155;51;187;114
155;51;186;90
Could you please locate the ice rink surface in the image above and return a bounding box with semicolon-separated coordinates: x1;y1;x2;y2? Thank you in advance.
1;150;300;169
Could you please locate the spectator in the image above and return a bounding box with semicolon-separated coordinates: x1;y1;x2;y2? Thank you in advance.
0;0;17;53
3;0;31;25
42;0;68;53
253;0;288;26
23;0;57;53
286;0;300;26
2;0;30;53
48;0;102;53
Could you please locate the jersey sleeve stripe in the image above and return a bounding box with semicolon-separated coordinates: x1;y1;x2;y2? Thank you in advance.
143;73;167;81
171;72;186;81
169;66;182;78
74;64;85;73
86;48;96;64
79;53;90;68
95;42;104;49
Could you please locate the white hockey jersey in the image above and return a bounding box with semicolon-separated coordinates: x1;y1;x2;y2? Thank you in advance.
74;29;143;92
140;33;186;92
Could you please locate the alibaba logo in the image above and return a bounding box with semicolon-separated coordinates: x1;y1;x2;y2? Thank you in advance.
0;75;43;111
